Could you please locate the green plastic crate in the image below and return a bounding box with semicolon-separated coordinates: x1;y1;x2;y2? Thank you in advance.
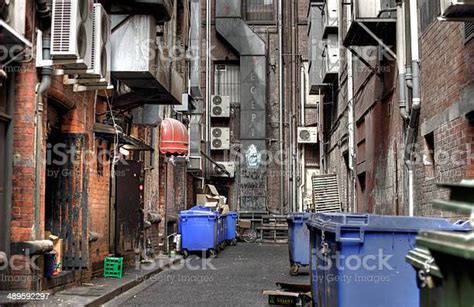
103;256;124;278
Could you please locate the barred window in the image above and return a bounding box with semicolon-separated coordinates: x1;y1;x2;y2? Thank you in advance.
244;0;275;22
214;63;240;105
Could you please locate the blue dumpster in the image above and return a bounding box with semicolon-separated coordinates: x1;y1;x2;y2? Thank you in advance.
306;213;470;307
217;215;226;251
287;212;311;276
179;210;219;256
223;212;239;245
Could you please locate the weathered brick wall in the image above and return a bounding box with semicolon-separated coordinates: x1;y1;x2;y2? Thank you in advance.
415;21;474;217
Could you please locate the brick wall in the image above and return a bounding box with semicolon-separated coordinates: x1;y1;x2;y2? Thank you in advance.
415;21;474;217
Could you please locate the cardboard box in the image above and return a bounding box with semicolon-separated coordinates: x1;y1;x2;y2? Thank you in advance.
48;234;63;274
238;219;252;229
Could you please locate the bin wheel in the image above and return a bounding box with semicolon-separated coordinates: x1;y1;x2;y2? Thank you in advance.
182;250;189;258
207;249;217;258
290;264;300;276
242;229;257;243
231;239;237;246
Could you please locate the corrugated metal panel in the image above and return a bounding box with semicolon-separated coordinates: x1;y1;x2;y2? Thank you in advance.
312;174;342;213
214;64;240;105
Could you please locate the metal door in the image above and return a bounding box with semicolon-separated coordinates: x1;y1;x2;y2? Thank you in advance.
115;160;144;261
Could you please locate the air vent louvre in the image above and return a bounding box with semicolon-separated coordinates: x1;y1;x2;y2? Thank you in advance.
52;0;73;53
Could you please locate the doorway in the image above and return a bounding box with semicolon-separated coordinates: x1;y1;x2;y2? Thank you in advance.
114;160;144;263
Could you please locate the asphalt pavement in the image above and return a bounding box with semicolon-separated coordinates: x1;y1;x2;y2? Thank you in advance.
106;243;310;307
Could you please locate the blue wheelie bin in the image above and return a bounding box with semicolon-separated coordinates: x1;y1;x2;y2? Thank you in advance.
223;212;239;245
287;212;311;276
217;215;226;251
306;213;470;307
179;209;219;257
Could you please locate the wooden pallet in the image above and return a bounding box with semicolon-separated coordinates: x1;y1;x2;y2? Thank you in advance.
257;219;289;244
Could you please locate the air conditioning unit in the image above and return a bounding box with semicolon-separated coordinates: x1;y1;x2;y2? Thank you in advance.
211;95;231;118
439;0;474;20
188;156;203;172
68;3;112;91
51;0;94;69
211;127;230;150
212;162;235;178
298;127;318;144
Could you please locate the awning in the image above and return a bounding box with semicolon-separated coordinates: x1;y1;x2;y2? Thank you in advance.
93;123;153;151
160;118;189;156
0;20;32;65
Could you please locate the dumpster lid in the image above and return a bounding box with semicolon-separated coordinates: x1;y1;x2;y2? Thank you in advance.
306;213;470;235
416;230;474;260
406;247;442;278
179;210;219;217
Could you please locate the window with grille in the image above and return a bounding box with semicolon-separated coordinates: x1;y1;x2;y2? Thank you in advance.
214;63;240;105
244;0;275;22
466;22;474;44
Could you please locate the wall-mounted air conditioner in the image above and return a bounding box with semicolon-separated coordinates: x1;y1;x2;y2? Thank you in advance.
212;162;235;178
321;34;340;83
71;3;113;91
211;95;231;118
439;0;474;20
298;127;318;144
51;0;94;69
188;156;203;172
211;127;230;150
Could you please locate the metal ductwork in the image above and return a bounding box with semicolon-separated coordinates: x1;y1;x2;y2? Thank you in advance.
189;0;202;98
216;0;268;211
107;0;172;24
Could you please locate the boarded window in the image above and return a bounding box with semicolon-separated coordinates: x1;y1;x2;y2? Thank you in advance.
244;0;274;22
214;63;240;105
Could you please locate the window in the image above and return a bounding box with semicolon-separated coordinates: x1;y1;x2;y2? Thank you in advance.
423;132;436;179
244;0;275;22
214;63;240;105
465;22;474;44
419;0;440;34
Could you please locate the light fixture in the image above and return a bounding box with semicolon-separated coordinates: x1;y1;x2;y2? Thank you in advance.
119;147;130;156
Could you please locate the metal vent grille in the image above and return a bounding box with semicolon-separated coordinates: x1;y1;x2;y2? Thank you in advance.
52;0;73;53
466;22;474;44
312;174;342;213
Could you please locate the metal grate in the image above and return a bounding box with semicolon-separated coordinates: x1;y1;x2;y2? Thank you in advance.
214;64;240;105
243;0;274;22
52;0;73;53
466;22;474;44
312;174;342;213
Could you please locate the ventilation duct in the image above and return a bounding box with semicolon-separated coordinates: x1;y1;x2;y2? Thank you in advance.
216;0;268;211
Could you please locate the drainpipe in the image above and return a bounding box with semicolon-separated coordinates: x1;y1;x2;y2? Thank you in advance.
34;1;52;240
278;0;285;214
397;1;409;121
205;0;211;178
298;64;306;212
347;0;356;213
405;0;421;217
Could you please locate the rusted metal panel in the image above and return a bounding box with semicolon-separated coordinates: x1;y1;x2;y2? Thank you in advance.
115;160;144;262
47;134;89;270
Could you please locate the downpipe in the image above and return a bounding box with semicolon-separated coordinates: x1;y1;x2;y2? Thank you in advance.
34;34;52;240
404;0;421;217
278;0;285;214
397;2;409;121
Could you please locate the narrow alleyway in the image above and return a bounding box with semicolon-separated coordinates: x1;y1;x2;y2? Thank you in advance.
106;244;309;307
